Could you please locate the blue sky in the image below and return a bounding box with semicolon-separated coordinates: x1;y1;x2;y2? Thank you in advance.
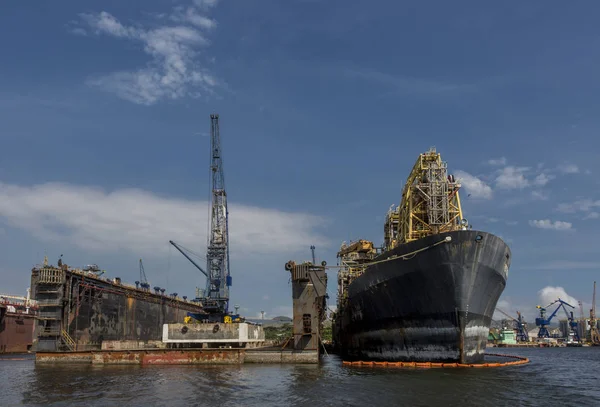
1;0;599;322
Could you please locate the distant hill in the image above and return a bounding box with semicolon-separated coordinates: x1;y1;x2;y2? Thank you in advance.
245;317;293;327
272;316;292;322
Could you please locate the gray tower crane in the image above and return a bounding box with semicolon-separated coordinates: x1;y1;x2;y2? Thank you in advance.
170;114;232;321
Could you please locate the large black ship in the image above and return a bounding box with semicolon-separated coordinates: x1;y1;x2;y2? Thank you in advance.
332;148;511;364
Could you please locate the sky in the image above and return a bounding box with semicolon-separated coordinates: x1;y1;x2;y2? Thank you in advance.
1;0;599;324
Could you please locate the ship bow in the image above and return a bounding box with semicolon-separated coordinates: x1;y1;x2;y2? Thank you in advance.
338;230;510;364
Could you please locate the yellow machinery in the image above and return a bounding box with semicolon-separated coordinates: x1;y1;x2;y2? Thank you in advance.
334;148;467;318
385;147;465;251
335;239;377;313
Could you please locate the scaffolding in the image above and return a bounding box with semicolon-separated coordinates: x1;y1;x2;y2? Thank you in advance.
334;148;466;316
335;240;377;312
386;147;465;251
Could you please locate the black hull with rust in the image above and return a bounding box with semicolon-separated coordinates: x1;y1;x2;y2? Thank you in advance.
31;265;205;352
333;230;510;364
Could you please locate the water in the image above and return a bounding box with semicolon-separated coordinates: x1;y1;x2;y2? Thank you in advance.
2;348;600;407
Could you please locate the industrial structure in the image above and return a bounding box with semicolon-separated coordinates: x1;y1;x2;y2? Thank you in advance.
134;259;150;292
496;308;529;342
331;147;511;364
30;255;205;352
535;298;581;344
332;239;378;345
490;280;600;346
385;148;466;250
171;113;233;322
590;281;600;345
284;260;328;355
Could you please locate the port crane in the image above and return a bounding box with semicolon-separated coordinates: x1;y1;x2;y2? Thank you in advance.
496;308;529;342
171;114;232;321
535;298;580;341
590;281;600;345
135;259;151;292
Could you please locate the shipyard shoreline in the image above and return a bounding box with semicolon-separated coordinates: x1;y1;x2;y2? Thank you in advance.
334;230;510;364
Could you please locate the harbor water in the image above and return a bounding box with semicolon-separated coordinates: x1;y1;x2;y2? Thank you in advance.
2;347;600;406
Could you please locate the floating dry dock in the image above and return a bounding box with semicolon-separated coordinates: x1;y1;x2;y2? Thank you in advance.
35;260;329;365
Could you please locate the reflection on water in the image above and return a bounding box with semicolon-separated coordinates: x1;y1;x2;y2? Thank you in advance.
1;348;600;406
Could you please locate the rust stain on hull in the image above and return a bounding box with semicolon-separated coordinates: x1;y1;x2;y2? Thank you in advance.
141;350;242;365
0;311;35;354
35;348;320;365
36;349;244;365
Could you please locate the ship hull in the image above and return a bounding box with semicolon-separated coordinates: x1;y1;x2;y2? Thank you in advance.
0;305;35;353
333;230;510;364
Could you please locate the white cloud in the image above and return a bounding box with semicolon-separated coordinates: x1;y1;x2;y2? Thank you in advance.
171;6;217;30
538;286;578;308
76;4;219;105
194;0;220;8
532;173;554;187
69;27;87;36
495;166;530;190
531;190;548;200
584;212;599;220
557;199;600;213
488;157;506;166
493;298;530;322
558;164;580;174
521;261;600;271
454;170;492;199
343;69;475;95
0;181;330;258
528;219;573;231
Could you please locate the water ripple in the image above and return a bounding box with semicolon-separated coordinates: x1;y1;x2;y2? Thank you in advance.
2;348;600;407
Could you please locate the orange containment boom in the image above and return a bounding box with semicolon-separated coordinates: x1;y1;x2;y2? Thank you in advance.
342;353;529;368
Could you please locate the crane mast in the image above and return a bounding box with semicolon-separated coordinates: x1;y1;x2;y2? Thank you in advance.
204;113;231;314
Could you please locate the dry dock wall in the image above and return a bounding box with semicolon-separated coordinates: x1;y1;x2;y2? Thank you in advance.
35;348;318;365
30;266;205;352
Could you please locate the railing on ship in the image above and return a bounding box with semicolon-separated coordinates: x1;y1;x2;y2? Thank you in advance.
38;328;61;337
36;299;63;307
37;268;66;284
38;310;62;319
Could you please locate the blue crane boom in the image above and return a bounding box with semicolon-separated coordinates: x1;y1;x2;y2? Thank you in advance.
135;258;151;291
496;308;529;342
535;298;580;341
